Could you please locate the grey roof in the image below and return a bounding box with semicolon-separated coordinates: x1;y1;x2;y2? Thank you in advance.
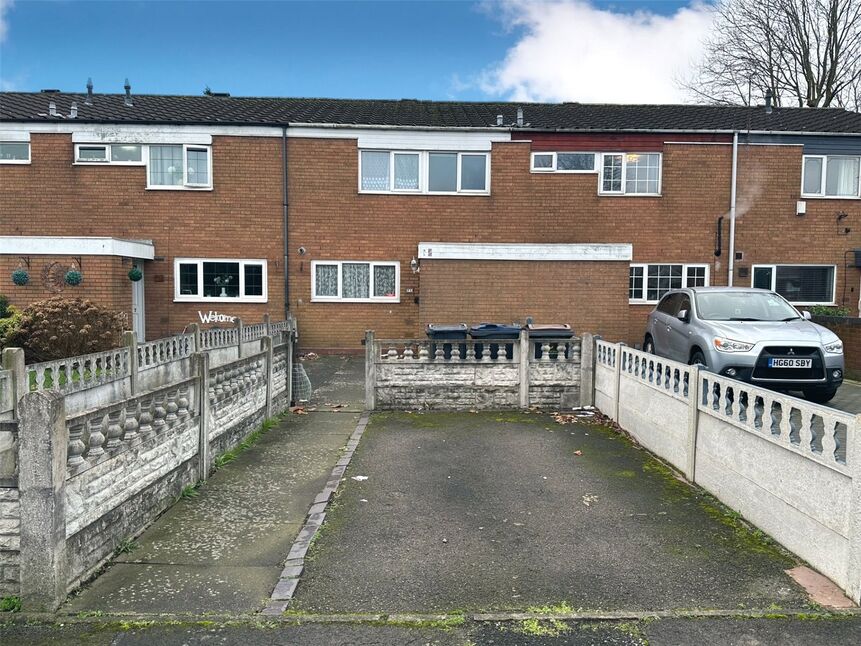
1;91;860;133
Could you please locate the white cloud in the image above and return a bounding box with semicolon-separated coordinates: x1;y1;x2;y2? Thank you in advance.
0;0;13;44
481;0;715;104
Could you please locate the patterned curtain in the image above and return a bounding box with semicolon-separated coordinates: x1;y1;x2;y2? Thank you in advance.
373;265;396;297
315;264;338;297
342;263;369;298
361;151;389;191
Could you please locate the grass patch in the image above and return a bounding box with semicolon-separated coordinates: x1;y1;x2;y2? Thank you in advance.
180;482;202;500
517;617;569;637
113;537;139;556
385;613;466;629
210;414;283;474
0;596;21;613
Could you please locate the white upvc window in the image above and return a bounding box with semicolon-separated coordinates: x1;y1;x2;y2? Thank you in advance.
530;151;596;173
801;154;861;198
752;264;836;305
600;152;662;195
629;263;709;303
148;144;212;189
0;141;30;164
74;143;146;165
311;260;400;303
174;258;267;303
359;150;489;195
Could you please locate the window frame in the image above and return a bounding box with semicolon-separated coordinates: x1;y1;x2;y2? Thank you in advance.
801;154;861;199
74;143;147;166
599;152;662;196
530;151;597;173
0;141;31;165
147;144;213;190
358;150;490;196
629;263;709;304
173;258;267;303
311;260;401;303
750;263;837;306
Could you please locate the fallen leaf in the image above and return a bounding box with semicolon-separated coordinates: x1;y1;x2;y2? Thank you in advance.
351;475;368;481
574;450;583;456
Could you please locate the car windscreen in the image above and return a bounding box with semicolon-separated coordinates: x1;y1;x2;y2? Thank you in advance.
695;292;800;322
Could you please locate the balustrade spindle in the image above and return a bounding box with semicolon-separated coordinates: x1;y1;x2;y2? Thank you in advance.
87;414;106;459
165;390;179;426
177;386;190;419
68;421;86;468
540;342;551;362
139;396;154;441
105;409;123;450
153;394;167;433
419;345;429;361
123;403;140;444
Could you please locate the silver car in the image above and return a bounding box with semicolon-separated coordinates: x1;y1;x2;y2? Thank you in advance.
643;287;844;403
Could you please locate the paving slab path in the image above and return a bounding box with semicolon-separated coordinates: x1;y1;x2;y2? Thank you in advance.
62;357;361;616
291;410;811;614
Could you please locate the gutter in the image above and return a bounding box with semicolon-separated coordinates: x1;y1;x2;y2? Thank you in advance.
728;131;739;286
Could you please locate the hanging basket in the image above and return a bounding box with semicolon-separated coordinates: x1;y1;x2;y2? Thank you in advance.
128;267;143;282
11;268;29;286
64;269;83;286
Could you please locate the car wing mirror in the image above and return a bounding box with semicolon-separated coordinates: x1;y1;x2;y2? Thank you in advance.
676;309;689;323
802;310;812;320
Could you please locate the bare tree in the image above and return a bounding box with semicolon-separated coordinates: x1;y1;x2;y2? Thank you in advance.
683;0;861;110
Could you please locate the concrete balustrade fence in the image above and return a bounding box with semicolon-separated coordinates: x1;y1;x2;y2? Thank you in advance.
0;315;295;609
594;339;861;604
365;329;589;410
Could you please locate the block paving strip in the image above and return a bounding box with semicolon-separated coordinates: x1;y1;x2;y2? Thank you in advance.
261;411;371;615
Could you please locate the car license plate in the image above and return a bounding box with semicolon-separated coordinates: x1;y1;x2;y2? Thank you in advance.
768;357;812;368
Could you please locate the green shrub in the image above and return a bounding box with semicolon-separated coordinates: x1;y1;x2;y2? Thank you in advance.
0;294;10;319
4;297;127;362
0;307;21;351
807;305;851;317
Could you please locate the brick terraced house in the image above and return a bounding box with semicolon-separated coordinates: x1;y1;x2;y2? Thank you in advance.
1;89;860;350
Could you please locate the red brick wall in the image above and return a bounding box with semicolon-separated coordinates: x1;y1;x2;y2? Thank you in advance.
419;260;630;341
0;255;132;322
0;133;286;339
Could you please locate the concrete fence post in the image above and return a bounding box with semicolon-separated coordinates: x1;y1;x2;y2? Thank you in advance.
613;343;625;423
579;333;595;408
847;413;861;604
263;313;271;338
235;317;244;359
262;336;273;419
195;352;211;482
685;364;701;482
2;347;27;418
365;330;376;411
18;390;68;611
518;328;529;408
187;322;201;353
123;330;139;396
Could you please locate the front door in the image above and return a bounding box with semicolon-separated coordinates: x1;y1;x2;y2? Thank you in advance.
132;264;146;341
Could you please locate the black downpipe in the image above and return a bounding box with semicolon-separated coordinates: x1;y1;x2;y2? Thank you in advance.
715;216;723;257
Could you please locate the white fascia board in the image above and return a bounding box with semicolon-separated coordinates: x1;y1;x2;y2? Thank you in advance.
417;242;632;262
288;126;511;151
0;236;155;259
1;122;274;141
0;130;31;142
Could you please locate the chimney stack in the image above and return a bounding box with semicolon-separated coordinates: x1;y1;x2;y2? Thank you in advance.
516;107;524;127
124;78;133;107
765;88;773;114
85;77;93;105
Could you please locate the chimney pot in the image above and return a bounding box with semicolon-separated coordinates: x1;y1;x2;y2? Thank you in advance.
85;77;93;105
765;88;773;114
124;78;133;107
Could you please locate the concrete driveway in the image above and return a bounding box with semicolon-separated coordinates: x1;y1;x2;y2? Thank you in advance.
291;410;808;614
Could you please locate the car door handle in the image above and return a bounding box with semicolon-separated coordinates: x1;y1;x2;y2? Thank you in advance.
666;326;672;332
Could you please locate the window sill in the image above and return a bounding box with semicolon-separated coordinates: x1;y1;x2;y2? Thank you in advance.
799;195;860;201
530;169;597;174
74;161;145;167
629;300;660;305
358;190;489;197
599;193;662;198
174;296;268;303
0;160;31;165
147;185;213;192
311;297;401;304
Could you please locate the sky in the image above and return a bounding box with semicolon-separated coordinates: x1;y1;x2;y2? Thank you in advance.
0;0;717;103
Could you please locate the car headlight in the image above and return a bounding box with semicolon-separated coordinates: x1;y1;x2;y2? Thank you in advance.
713;337;754;353
824;340;843;354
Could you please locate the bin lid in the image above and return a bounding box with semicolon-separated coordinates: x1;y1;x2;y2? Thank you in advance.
469;322;522;337
426;323;468;332
526;324;571;331
526;323;573;337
